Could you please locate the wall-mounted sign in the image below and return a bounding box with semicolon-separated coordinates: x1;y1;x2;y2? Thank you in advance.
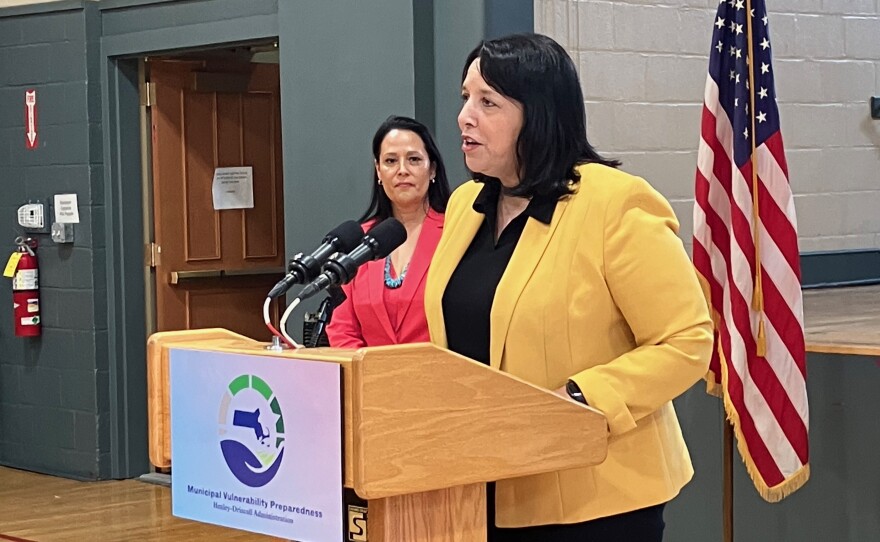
25;90;37;150
54;194;80;224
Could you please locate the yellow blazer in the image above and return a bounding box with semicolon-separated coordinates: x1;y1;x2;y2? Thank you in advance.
425;163;713;527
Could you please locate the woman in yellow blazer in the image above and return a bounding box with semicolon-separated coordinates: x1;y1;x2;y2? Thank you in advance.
424;33;714;541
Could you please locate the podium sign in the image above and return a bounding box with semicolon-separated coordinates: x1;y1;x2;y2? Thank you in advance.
170;349;342;541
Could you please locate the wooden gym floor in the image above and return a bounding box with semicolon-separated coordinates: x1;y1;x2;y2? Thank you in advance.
0;467;282;541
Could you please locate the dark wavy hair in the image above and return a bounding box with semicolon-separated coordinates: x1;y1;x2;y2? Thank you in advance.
462;33;619;199
359;115;451;223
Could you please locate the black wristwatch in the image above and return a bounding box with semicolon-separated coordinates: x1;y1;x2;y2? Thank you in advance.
565;380;588;405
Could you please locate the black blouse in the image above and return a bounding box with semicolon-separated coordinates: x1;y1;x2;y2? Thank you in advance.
441;180;556;365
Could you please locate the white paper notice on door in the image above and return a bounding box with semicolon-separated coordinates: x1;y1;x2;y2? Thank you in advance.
212;167;254;210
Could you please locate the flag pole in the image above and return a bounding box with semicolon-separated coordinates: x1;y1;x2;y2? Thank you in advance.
745;0;766;357
723;421;734;542
724;2;763;539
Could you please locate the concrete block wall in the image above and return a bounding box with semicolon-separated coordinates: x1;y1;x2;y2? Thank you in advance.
0;1;109;479
535;0;880;252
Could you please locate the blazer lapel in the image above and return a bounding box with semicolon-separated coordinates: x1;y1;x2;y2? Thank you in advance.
366;258;396;341
394;210;444;331
489;199;569;369
424;185;485;348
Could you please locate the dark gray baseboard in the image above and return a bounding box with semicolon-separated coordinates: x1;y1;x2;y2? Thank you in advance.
801;249;880;289
137;472;171;487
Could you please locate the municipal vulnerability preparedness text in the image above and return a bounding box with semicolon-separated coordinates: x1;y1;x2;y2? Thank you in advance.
187;485;324;518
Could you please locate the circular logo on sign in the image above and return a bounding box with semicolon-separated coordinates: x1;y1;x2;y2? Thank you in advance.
219;374;285;487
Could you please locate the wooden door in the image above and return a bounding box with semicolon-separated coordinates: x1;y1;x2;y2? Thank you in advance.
149;59;284;339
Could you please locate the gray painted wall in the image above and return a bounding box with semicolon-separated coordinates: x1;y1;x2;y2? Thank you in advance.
0;1;109;479
667;354;880;542
431;0;534;189
432;0;485;188
276;0;417;327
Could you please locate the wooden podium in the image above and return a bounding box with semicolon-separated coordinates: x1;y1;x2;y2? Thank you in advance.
147;329;608;541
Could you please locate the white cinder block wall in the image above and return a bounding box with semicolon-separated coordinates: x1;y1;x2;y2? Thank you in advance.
535;0;880;253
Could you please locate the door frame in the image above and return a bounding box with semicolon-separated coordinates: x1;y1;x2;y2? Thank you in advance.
146;55;285;340
100;0;280;478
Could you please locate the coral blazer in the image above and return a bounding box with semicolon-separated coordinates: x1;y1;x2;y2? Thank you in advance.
327;209;444;348
425;164;713;527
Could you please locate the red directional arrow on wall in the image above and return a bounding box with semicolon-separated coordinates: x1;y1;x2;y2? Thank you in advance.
25;89;38;149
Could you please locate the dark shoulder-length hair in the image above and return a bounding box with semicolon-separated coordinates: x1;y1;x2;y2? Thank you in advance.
462;33;619;199
359;115;451;223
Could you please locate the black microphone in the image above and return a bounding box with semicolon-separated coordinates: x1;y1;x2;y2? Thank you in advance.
294;218;407;302
267;220;364;298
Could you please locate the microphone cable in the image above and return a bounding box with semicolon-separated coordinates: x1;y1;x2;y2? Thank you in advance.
263;296;302;349
278;297;302;347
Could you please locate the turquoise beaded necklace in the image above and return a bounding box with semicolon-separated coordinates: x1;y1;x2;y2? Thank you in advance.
384;256;408;289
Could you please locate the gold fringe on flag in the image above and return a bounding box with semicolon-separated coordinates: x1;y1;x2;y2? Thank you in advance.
696;269;807;500
717;343;810;502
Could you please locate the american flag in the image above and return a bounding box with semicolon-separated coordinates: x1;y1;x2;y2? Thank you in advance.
693;0;809;501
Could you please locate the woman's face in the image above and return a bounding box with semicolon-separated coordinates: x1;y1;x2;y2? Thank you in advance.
458;59;524;188
375;129;436;212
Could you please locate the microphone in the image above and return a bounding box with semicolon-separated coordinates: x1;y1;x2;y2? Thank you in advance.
267;220;364;299
294;218;407;302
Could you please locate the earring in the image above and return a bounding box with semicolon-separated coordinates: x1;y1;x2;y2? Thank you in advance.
377;179;382;185
430;178;436;184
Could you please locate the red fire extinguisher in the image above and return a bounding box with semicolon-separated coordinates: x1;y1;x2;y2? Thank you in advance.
10;237;41;337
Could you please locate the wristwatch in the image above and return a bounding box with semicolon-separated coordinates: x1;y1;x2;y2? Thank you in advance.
565;380;588;405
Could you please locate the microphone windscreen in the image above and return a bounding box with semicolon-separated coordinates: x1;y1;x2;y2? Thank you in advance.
367;218;407;259
327;220;364;252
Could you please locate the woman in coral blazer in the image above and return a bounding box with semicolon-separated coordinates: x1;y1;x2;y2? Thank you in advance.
327;116;450;348
424;35;713;541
